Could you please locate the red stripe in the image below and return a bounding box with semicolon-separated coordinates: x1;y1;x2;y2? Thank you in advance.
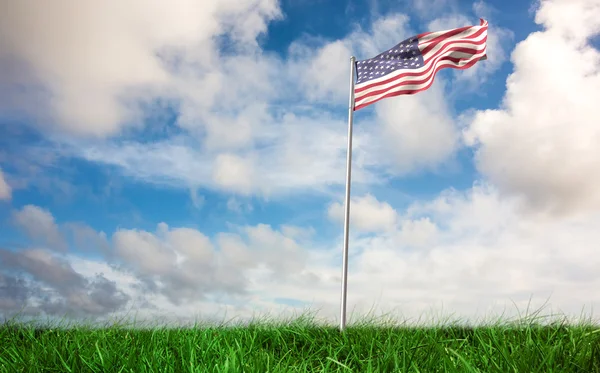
354;56;484;111
355;54;444;94
421;27;487;62
419;25;478;55
355;42;485;95
423;35;487;64
355;29;486;94
356;53;482;100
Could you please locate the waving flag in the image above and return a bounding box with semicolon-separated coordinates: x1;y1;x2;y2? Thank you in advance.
339;19;489;332
353;19;488;111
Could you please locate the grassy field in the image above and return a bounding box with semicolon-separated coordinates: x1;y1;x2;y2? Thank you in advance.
1;312;600;372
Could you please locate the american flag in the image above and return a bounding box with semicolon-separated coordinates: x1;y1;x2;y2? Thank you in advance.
353;19;488;111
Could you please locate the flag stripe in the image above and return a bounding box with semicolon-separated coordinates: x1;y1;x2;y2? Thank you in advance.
354;52;486;110
355;41;487;97
422;28;487;62
419;26;479;55
355;29;486;93
355;50;487;109
355;52;486;108
353;19;488;110
355;37;487;95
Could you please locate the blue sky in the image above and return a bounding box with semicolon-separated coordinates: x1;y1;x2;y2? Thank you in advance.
1;0;600;325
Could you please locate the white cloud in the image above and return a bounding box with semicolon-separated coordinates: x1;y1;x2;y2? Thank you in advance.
411;0;454;18
341;184;600;322
226;197;253;214
427;14;473;31
5;185;600;325
113;228;178;277
370;83;459;174
56;12;463;196
291;13;412;103
328;194;398;233
109;221;311;304
0;168;11;200
473;0;495;19
0;0;281;137
65;112;379;197
13;205;67;251
212;153;256;195
190;189;205;209
396;217;439;249
0;3;476;201
465;0;600;215
280;225;316;241
296;40;354;103
7;0;600;327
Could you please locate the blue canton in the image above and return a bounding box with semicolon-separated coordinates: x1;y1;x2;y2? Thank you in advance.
355;37;424;85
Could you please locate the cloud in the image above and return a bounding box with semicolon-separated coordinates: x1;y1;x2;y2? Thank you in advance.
65;223;111;256
227;197;253;214
328;194;398;233
291;13;412;103
48;12;465;198
2;1;500;203
0;0;281;137
6;0;600;327
370;83;459;174
0;168;11;200
4;184;600;324
411;0;455;19
465;0;600;215
212;153;256;195
333;184;600;321
1;2;473;201
1;204;317;319
472;0;495;19
64;112;379;197
110;221;310;304
0;248;129;316
13;205;67;252
189;189;205;210
0;273;31;314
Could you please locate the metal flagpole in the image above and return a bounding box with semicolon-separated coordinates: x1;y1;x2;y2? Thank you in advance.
340;56;356;332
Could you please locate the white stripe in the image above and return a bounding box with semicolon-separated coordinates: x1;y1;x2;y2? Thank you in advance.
354;50;487;107
421;30;487;60
355;36;486;91
418;25;483;46
355;42;486;97
355;49;486;103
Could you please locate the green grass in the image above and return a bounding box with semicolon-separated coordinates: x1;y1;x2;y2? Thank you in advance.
1;311;600;372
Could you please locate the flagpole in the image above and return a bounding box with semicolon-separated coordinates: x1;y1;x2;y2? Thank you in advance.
340;56;356;332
